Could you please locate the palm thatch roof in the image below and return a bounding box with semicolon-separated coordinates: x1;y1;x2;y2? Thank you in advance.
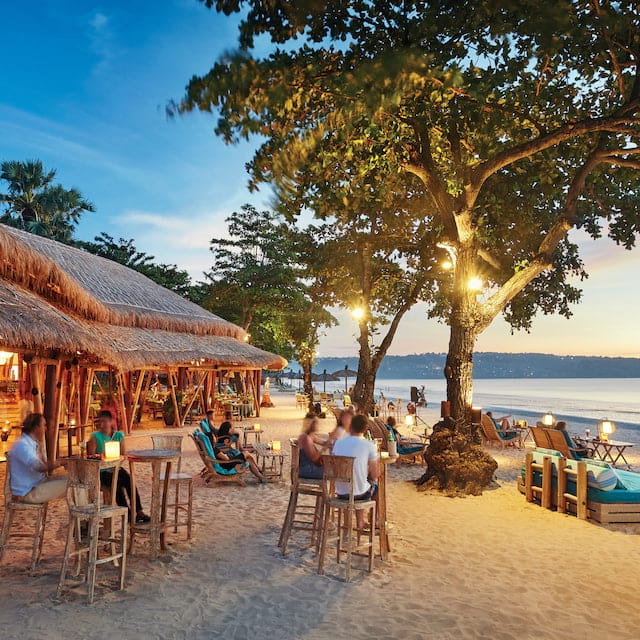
0;224;243;339
0;225;287;371
0;277;286;370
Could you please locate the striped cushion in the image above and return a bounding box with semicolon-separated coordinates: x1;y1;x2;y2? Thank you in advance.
565;459;618;492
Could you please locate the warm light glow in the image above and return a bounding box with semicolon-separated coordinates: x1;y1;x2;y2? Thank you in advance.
541;412;555;426
598;419;616;441
441;259;453;270
253;423;261;432
351;307;365;321
243;334;251;342
405;414;416;427
0;351;13;365
468;276;483;292
272;440;281;453
70;418;76;427
104;441;121;460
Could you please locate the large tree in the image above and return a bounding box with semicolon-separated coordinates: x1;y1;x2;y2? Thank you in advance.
178;1;640;491
78;232;193;296
0;159;94;242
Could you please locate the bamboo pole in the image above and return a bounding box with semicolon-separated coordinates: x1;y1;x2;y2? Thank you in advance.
80;367;94;426
167;368;181;428
181;370;208;426
29;362;43;415
116;371;129;434
129;370;146;429
254;370;262;418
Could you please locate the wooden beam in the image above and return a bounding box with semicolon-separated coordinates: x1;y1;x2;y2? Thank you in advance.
129;370;146;430
254;370;262;418
80;367;94;426
116;371;129;434
181;370;208;426
167;368;181;428
42;363;59;463
29;362;43;415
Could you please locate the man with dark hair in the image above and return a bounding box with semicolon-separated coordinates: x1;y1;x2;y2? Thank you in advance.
9;413;67;503
332;414;380;528
217;411;240;442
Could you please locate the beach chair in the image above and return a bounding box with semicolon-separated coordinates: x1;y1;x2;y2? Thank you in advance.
530;426;552;449
191;430;247;487
370;418;425;465
544;428;589;460
480;414;520;448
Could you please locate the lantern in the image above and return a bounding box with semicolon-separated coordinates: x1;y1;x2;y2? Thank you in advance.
104;440;121;460
541;412;555;427
598;419;616;442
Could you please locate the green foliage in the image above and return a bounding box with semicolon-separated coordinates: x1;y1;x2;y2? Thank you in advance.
178;0;640;337
0;159;94;243
78;233;193;297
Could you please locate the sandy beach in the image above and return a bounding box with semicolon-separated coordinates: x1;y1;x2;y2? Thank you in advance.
2;391;640;640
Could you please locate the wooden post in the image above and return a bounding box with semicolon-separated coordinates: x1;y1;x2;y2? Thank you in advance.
29;362;43;415
541;456;552;510
116;372;129;434
167;368;181;428
557;457;567;514
254;370;262;418
43;363;59;463
129;370;146;430
576;461;588;520
181;370;207;426
80;367;94;426
524;453;533;503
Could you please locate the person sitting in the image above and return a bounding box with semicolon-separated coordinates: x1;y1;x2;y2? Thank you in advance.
384;416;424;456
217;411;240;444
333;414;380;529
556;421;590;458
87;410;150;523
313;402;326;418
486;411;512;431
9;413;67;503
213;436;265;481
200;410;218;442
298;416;325;480
328;410;352;447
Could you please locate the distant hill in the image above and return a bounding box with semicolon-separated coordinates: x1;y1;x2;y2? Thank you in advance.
307;353;640;379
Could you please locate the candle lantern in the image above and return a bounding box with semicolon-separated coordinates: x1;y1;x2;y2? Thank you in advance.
1;427;9;442
272;440;281;453
253;423;261;432
541;412;555;427
104;440;121;460
598;419;616;442
405;414;416;427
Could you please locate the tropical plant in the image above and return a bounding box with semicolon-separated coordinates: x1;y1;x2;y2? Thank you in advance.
0;159;94;242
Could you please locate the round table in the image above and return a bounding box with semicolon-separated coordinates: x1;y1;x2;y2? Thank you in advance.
127;449;180;558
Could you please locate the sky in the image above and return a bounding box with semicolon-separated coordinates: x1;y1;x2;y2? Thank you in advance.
1;1;638;358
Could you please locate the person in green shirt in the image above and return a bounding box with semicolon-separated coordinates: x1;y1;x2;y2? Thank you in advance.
87;410;150;523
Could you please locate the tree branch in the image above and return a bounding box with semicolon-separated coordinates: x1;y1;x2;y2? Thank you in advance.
471;110;640;192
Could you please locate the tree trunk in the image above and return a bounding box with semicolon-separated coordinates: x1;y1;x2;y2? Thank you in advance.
352;318;377;414
301;358;313;411
419;245;498;495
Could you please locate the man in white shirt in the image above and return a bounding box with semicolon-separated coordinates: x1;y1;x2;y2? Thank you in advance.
9;413;67;503
332;414;380;528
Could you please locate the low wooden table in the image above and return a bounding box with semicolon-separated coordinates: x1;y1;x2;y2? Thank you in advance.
253;443;287;481
127;449;180;558
575;438;634;468
242;427;262;448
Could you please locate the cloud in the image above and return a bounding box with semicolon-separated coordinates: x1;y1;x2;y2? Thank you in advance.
87;10;115;74
89;12;108;31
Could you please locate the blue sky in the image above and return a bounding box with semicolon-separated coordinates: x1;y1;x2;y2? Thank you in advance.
1;1;638;358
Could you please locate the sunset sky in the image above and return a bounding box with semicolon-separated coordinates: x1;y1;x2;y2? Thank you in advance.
1;1;638;358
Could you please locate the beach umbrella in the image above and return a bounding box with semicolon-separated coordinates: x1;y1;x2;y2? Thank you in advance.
332;365;359;393
312;369;339;393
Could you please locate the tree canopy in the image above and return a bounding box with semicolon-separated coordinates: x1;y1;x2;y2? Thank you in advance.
0;159;94;242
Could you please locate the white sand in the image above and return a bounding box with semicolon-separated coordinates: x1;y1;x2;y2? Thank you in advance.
1;391;640;639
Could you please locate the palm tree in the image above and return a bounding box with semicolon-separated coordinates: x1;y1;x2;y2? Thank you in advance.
0;159;94;242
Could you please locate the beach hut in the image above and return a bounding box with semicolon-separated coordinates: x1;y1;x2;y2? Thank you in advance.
0;224;286;458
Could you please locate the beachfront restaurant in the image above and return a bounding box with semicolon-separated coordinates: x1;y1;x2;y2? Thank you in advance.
0;224;286;462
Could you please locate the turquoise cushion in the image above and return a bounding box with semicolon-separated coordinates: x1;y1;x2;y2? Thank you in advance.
564;459;617;492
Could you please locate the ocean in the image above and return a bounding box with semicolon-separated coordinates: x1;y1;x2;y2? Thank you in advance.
309;377;640;438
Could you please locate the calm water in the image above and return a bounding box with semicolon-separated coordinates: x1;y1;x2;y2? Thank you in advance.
313;377;640;432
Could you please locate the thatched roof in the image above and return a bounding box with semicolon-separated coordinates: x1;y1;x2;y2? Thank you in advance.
0;224;244;339
0;277;286;371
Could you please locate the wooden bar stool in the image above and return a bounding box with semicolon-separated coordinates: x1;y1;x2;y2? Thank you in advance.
57;458;128;603
317;455;376;582
151;435;193;540
278;439;324;556
0;452;50;575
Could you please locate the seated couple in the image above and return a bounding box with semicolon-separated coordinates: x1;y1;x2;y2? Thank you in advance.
200;410;241;444
87;410;150;524
298;414;379;527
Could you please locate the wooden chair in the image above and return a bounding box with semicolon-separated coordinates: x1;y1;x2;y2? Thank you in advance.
57;458;128;603
530;426;553;449
151;435;193;541
317;455;376;583
190;432;247;486
0;452;50;575
544;428;589;460
278;439;324;556
371;418;425;465
480;415;521;449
